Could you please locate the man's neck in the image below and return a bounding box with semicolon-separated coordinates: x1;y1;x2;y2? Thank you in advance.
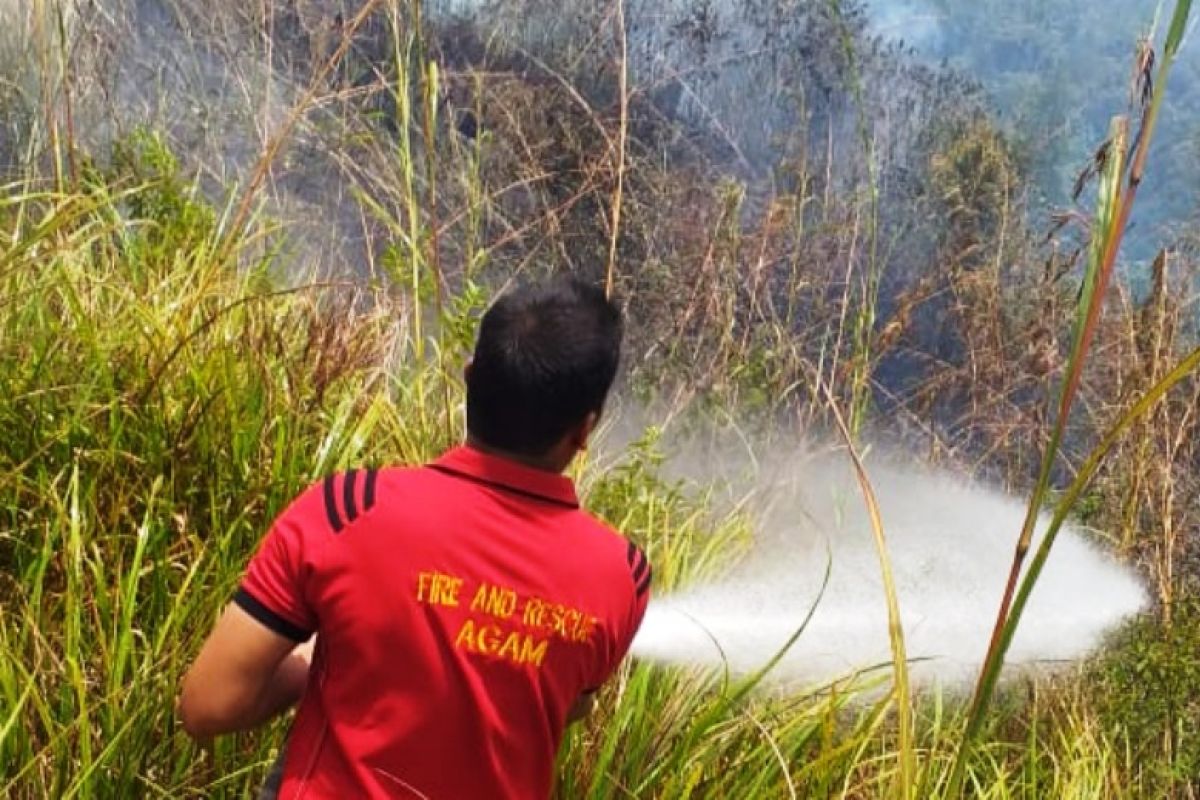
465;436;572;474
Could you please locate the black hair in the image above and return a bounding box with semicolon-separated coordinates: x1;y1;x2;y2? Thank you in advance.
466;277;622;456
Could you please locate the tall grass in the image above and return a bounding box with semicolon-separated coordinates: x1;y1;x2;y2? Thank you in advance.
0;166;919;795
0;151;424;794
950;3;1196;793
0;125;1159;800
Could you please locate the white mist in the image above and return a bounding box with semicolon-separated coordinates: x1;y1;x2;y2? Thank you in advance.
629;451;1147;688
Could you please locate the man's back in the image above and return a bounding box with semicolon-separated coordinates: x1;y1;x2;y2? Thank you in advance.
180;277;644;797
241;446;650;798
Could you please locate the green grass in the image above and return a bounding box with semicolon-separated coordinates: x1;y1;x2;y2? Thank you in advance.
0;137;1163;799
0;152;432;795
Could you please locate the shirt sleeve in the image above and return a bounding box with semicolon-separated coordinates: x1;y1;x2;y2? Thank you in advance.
588;541;652;691
234;480;331;642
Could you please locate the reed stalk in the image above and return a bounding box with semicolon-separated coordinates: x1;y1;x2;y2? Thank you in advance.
828;0;884;435
389;0;428;434
823;380;914;799
605;0;628;300
215;0;387;268
947;2;1194;794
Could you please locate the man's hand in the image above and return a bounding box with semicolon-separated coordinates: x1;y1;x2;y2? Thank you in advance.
178;603;313;740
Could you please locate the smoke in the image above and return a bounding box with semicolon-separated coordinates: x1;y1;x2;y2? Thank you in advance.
0;0;375;272
1;2;275;168
1;0;976;284
626;443;1146;690
863;0;944;50
861;0;1200;258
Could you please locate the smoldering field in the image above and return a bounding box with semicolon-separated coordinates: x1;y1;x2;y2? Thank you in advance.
0;0;1168;689
4;0;1200;794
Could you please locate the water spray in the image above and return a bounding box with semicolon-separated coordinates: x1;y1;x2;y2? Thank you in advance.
629;451;1146;689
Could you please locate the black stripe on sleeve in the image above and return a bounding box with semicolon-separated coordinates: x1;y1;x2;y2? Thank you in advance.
631;549;648;583
364;468;378;511
626;541;637;567
636;563;653;598
233;587;313;642
323;475;344;533
343;468;359;523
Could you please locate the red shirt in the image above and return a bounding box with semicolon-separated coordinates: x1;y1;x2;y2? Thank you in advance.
236;446;651;799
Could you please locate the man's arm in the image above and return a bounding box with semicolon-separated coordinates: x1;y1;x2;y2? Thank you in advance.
178;603;313;740
571;541;652;726
566;691;596;724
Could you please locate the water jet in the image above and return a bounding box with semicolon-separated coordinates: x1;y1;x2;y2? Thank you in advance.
630;451;1146;689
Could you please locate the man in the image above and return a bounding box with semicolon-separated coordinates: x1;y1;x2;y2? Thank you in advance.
178;277;652;798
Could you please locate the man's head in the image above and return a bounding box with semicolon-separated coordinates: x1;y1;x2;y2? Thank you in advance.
466;277;622;466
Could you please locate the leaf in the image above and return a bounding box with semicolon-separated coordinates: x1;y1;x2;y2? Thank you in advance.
1165;0;1193;59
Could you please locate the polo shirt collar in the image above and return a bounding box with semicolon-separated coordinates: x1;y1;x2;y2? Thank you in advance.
431;445;580;508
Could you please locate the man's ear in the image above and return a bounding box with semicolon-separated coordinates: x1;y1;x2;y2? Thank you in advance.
571;411;600;452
